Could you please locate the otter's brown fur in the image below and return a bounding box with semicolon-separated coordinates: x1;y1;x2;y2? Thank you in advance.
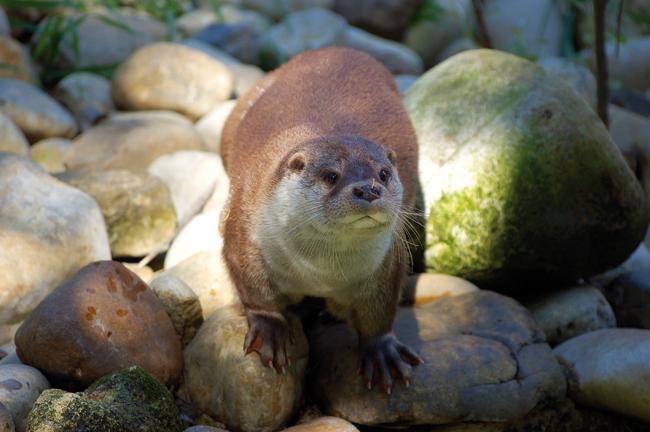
220;47;420;390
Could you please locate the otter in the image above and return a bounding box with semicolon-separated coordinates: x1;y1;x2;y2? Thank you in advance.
220;47;421;392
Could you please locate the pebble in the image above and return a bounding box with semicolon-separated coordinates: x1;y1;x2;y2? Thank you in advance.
281;417;359;431
195;101;237;152
333;0;421;39
602;270;650;329
0;402;14;432
0;364;50;432
400;272;479;305
0;37;37;83
52;72;114;131
0;112;28;156
164;209;222;269
28;138;71;174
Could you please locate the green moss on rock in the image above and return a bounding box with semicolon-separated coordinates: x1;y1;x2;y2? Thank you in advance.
26;367;183;432
405;49;650;289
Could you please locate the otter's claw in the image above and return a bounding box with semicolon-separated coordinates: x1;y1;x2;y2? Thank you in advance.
360;333;422;394
243;310;292;373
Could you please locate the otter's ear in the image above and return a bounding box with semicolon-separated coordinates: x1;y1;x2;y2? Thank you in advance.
288;152;306;173
387;149;397;165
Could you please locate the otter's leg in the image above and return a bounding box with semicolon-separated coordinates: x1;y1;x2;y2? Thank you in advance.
348;254;422;393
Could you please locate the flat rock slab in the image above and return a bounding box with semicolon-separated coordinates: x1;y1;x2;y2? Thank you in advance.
309;291;566;426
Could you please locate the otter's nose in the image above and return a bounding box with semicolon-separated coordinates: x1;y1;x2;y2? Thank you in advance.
353;184;381;203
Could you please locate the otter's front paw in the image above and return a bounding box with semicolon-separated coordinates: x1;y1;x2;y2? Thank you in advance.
243;310;293;374
360;333;422;394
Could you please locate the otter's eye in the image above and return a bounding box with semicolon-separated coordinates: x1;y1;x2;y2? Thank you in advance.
379;169;391;183
323;171;339;185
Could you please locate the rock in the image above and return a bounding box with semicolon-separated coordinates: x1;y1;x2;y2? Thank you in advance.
160;250;236;318
537;57;597;111
602;270;650;329
583;37;650;92
195;101;237;152
394;75;417;94
0;345;19;366
0;9;8;36
149;274;203;347
403;49;650;289
333;0;422;39
259;8;347;69
28;138;71;173
483;0;562;58
220;0;334;20
183;427;227;432
52;72;113;131
184;304;308;432
555;328;650;422
0;154;110;326
0;112;28;156
148;151;223;226
164;209;222;269
201;172;230;213
0;402;14;432
26;366;183;432
64;111;205;173
230;64;265;96
282;417;359;431
42;10;167;69
525;286;616;345
121;263;154;284
0;364;50;432
608;105;648;178
435;37;479;64
193;21;264;67
177;5;271;41
112;42;234;120
401;272;480;305
57;170;177;257
14;261;182;389
341;27;423;75
0;79;77;141
590;243;650;287
404;0;472;67
0;37;37;83
310;291;566;426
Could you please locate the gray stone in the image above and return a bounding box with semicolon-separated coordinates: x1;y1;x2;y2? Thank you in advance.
177;5;271;39
537;57;597;111
64;111;205;173
57;169;176;258
310;291;566;426
53;72;113;131
112;42;234;120
184;304;308;432
483;0;562;58
0;79;77;142
164;209;222;269
394;75;417;94
602;270;650;329
0;37;37;83
148;151;224;226
281;417;359;431
0;154;110;326
149;274;203;347
219;0;334;20
0;364;50;432
435;37;479;64
334;0;421;39
525;286;616;345
0;112;28;156
258;8;347;69
28;138;71;174
183;427;227;432
341;26;423;75
0;8;8;36
0;402;14;432
583;36;650;92
608;105;648;183
195;101;237;153
555;328;650;422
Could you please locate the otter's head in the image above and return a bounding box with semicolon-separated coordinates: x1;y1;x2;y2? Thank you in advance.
272;136;403;238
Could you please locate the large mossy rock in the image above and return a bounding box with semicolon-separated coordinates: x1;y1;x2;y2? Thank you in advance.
404;49;649;289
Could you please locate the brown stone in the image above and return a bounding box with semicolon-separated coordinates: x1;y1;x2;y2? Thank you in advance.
15;261;182;389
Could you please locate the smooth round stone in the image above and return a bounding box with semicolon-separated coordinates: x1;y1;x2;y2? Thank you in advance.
57;169;177;257
555;328;650;422
53;72;114;131
201;170;230;213
341;26;423;75
177;5;271;38
483;0;562;58
0;364;50;432
160;250;236;318
149;274;203;347
0;112;28;156
148;151;224;226
310;291;566;426
0;154;110;326
0;37;37;83
435;37;479;64
29;137;71;173
602;270;650;329
184;304;308;432
537;57;597;111
112;42;234;120
219;0;333;20
525;286;616;345
401;272;479;305
164;209;222;269
15;261;182;389
334;0;421;39
183;427;228;432
282;417;359;431
64;111;205;173
608;105;648;175
393;75;417;94
26;367;182;432
193;21;265;67
0;345;19;367
0;78;77;141
590;243;650;287
195;101;237;153
0;402;14;432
